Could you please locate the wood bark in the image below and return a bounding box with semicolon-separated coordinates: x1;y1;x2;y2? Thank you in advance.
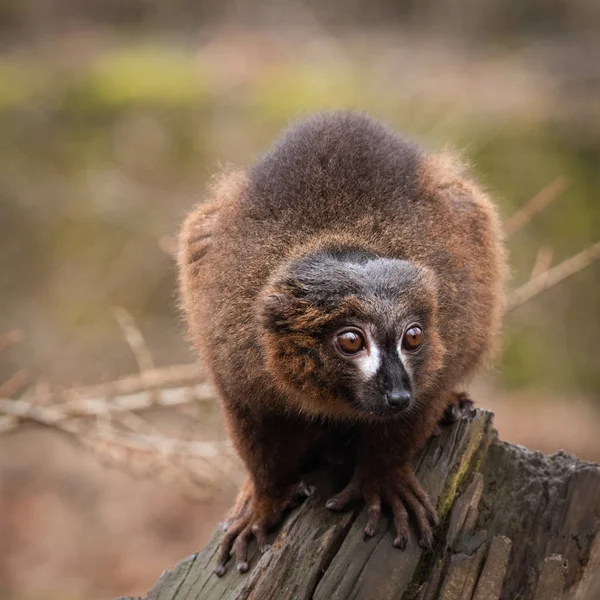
117;408;600;600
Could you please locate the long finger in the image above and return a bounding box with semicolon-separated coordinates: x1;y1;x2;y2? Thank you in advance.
233;525;253;573
363;493;382;538
399;486;433;550
252;522;270;553
325;480;361;511
296;481;317;498
389;495;409;549
404;471;438;526
215;514;251;576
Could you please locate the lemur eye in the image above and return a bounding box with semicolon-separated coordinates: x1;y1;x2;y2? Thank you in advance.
336;330;366;355
402;326;423;351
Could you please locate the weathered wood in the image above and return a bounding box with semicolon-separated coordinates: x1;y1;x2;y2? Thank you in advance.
533;555;567;600
124;409;600;600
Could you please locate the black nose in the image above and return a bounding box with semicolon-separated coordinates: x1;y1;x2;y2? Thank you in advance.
385;390;411;409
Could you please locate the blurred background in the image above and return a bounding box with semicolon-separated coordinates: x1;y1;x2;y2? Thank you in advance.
1;1;599;598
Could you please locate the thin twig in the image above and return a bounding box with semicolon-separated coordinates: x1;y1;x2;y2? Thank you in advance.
530;246;553;280
0;383;214;433
0;396;75;427
91;431;232;459
0;391;236;499
0;369;28;397
116;408;163;438
31;378;53;405
505;177;567;236
113;307;155;373
506;241;600;311
0;322;232;497
24;363;204;405
0;394;229;460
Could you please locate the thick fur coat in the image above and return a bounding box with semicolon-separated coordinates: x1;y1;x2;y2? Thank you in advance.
178;112;506;574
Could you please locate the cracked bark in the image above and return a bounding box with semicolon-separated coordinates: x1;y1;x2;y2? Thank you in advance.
116;408;600;600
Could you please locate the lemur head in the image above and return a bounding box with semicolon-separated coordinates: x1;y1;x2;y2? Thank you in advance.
259;246;446;421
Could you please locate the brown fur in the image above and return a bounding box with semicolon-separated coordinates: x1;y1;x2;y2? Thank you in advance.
177;112;506;574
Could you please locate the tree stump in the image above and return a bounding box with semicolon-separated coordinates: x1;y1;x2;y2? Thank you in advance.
118;408;600;600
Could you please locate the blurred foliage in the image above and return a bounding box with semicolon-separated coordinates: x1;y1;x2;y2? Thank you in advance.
72;47;210;111
0;25;599;397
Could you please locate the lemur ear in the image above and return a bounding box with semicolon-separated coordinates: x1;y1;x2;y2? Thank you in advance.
260;292;297;333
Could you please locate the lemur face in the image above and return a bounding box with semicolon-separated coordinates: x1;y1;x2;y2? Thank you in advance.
329;321;425;417
260;248;446;420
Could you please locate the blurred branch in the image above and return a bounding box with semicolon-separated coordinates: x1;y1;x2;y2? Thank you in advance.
0;395;85;431
92;430;231;459
0;307;226;496
506;241;600;312
504;177;567;236
0;364;206;436
30;363;204;404
114;306;155;373
0;369;28;397
0;382;214;431
0;380;238;499
530;246;553;280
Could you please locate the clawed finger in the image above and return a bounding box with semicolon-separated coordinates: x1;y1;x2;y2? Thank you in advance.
389;496;409;550
403;471;439;526
456;392;474;411
280;481;317;511
441;392;474;425
215;514;251;576
234;526;252;573
217;518;271;576
325;480;361;511
215;480;317;576
398;486;434;550
296;481;317;498
252;522;270;553
364;494;382;538
442;403;462;425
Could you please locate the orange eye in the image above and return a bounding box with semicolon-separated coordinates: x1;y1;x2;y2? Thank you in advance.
336;330;366;355
402;326;423;351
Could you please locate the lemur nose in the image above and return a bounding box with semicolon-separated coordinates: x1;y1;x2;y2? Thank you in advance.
385;390;411;409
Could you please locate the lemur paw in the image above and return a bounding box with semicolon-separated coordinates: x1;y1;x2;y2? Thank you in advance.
325;466;438;550
215;480;315;576
440;391;474;426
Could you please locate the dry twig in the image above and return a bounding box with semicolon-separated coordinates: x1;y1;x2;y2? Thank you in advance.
506;241;600;312
28;363;204;405
504;177;567;236
0;383;214;431
0;369;28;397
92;430;231;460
114;306;155;373
0;332;219;496
0;383;239;498
530;246;554;280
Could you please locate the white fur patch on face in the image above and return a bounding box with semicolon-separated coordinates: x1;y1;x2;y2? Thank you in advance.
355;333;381;379
396;341;410;376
